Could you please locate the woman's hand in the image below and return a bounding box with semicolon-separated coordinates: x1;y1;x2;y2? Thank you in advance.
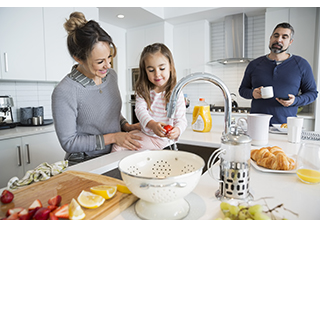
106;131;142;150
122;122;141;132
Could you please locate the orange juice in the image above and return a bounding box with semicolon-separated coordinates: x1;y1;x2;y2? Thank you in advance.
296;168;320;184
192;98;212;132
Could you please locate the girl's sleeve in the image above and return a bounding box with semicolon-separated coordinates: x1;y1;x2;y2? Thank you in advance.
134;95;154;129
172;92;188;136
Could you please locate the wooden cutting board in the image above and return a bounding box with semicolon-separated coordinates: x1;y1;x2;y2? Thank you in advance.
0;170;138;220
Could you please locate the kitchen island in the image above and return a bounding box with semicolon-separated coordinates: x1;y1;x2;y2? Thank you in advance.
1;124;319;219
66;125;320;220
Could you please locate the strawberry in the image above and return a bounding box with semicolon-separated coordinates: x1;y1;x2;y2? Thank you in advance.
6;213;19;220
49;212;59;220
1;189;14;204
33;207;51;220
18;208;31;220
163;125;173;134
54;204;69;219
6;207;24;217
29;199;42;210
48;195;62;207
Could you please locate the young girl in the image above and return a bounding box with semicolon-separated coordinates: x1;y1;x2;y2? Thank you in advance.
112;43;187;152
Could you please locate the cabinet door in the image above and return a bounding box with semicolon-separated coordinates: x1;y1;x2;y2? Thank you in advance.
127;29;146;68
22;132;65;172
0;138;24;188
43;7;74;82
0;8;46;81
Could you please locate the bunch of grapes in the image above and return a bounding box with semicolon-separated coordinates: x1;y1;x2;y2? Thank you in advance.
217;202;271;220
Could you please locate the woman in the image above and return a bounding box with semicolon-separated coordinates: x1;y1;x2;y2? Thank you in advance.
52;12;141;165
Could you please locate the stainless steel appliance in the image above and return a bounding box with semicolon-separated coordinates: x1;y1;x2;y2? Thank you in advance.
0;95;17;129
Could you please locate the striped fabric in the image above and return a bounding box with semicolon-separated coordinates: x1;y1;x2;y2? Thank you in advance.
135;90;187;138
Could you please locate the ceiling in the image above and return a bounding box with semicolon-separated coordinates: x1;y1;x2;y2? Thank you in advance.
98;7;267;29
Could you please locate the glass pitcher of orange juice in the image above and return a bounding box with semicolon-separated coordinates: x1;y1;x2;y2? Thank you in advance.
192;98;212;132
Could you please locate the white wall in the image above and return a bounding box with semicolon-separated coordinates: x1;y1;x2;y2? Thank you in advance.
99;21;128;119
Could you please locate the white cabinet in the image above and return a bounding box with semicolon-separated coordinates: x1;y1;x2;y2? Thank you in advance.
43;7;74;82
0;7;98;82
265;7;316;68
173;20;210;80
0;131;65;188
0;8;46;81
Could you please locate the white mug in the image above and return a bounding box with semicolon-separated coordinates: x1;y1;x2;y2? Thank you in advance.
238;114;273;146
261;86;274;99
287;117;304;143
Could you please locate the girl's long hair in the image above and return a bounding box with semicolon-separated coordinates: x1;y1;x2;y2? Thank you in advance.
135;43;177;110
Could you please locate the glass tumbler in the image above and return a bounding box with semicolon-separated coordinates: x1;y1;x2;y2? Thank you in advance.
296;143;320;184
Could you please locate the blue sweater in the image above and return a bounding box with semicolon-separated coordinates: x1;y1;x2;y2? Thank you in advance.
239;55;318;125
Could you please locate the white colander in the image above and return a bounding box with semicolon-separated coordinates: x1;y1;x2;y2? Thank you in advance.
118;150;205;219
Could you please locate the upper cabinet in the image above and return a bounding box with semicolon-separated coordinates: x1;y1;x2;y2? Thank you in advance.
43;7;74;82
0;7;99;82
0;8;46;81
265;7;317;68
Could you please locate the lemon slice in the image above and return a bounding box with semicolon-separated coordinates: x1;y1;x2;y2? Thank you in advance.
90;185;117;199
77;190;105;209
116;184;132;194
69;198;86;220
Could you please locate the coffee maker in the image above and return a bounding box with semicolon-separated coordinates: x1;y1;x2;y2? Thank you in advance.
0;95;15;128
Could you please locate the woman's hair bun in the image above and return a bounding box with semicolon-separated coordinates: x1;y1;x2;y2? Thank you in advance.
64;11;87;35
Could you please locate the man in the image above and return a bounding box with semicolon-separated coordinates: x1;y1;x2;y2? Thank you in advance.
239;22;318;125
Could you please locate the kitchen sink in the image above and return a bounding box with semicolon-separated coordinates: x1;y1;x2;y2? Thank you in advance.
102;143;217;179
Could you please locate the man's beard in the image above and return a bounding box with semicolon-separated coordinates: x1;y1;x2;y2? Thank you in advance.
269;42;289;54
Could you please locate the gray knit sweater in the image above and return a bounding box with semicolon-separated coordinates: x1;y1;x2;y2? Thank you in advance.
52;68;123;159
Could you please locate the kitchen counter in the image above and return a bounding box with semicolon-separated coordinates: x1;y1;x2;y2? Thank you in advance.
2;124;319;219
0;122;55;140
71;125;319;220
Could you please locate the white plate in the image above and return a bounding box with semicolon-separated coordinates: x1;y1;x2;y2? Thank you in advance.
272;124;288;133
251;155;296;174
269;127;286;135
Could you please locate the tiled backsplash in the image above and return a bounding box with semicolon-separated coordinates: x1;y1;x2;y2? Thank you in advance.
183;63;252;111
0;81;57;122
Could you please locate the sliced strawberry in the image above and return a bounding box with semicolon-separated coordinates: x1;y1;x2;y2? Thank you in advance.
48;195;62;207
29;199;42;210
6;213;19;220
28;207;40;219
49;212;59;220
18;208;31;220
47;205;58;211
6;207;24;217
54;204;69;219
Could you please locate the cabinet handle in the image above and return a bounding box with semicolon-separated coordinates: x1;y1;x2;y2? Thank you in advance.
4;53;8;72
17;146;22;166
25;144;30;164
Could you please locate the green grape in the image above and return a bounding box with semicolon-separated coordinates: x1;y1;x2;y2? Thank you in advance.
238;209;251;220
254;212;271;220
229;205;239;216
220;202;231;212
248;204;263;216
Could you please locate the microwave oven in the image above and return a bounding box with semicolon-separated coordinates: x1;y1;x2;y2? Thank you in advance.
131;68;139;91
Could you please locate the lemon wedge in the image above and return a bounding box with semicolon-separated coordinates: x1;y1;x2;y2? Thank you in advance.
90;185;117;199
69;198;86;220
116;184;132;194
77;190;105;209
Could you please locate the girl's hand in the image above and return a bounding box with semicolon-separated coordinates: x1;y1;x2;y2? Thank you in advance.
147;120;167;137
166;127;180;140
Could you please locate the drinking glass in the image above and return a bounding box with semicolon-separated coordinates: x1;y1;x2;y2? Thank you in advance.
296;143;320;184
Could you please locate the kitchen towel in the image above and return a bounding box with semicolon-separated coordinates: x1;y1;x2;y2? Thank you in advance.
7;160;68;190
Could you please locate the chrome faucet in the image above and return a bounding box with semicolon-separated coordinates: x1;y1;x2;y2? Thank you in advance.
167;72;233;136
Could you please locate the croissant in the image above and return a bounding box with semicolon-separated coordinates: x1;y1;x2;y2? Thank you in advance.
251;146;295;171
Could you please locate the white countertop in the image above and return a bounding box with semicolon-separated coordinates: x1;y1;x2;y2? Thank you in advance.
0;123;55;140
3;124;319;219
